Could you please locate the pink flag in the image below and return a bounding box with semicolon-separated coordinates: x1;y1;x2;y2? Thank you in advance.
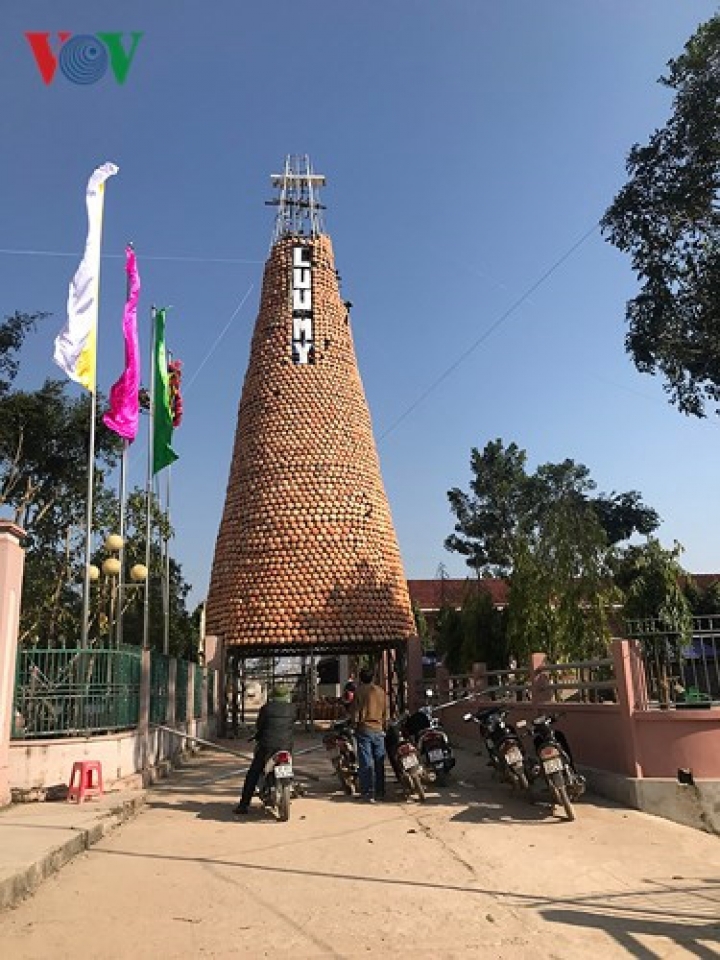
103;245;141;441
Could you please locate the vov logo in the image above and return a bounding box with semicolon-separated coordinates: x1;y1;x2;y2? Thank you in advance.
25;32;143;85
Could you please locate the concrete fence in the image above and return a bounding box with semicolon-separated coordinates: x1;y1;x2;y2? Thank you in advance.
415;638;720;832
8;648;221;800
424;640;720;779
0;522;223;804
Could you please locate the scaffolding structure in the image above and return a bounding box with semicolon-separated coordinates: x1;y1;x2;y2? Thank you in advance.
266;154;326;244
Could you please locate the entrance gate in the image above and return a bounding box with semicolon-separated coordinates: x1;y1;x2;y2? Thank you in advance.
221;641;408;737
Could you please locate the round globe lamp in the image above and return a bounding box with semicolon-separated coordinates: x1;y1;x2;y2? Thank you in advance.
102;557;122;577
130;564;148;583
105;533;124;553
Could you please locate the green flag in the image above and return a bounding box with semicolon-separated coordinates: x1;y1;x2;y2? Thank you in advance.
152;308;179;474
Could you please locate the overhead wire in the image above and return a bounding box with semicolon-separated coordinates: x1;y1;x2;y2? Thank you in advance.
378;221;600;441
0;248;263;264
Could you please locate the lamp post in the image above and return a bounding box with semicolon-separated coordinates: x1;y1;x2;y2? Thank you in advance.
88;534;148;647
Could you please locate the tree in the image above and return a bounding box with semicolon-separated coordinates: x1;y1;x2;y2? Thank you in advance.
684;576;720;615
0;312;49;399
601;14;720;417
459;590;509;672
411;600;430;650
445;440;529;575
445;440;654;662
0;310;196;652
616;539;693;705
617;538;692;637
446;440;659;575
434;604;464;674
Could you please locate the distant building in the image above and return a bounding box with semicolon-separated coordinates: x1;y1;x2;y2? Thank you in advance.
406;578;508;637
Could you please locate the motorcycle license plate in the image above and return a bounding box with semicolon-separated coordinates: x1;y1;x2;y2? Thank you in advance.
428;749;445;763
401;755;419;771
543;758;564;775
504;747;522;765
274;764;293;779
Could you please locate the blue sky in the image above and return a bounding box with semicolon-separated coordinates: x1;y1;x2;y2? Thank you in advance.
1;1;719;608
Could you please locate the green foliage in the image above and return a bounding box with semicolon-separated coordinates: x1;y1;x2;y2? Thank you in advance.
445;439;528;575
411;600;430;650
446;440;658;576
434;604;464;674
459;589;509;672
0;312;196;654
445;440;654;662
0;311;49;399
601;14;720;417
684;577;720;615
617;538;693;643
0;380;119;533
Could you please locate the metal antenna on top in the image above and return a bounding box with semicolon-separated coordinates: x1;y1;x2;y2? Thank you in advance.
266;154;326;246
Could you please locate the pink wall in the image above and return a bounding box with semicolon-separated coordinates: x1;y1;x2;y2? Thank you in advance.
434;641;720;781
0;522;26;807
441;701;633;776
633;710;720;778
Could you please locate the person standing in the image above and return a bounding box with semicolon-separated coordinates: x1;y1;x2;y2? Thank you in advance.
352;667;387;802
234;686;295;815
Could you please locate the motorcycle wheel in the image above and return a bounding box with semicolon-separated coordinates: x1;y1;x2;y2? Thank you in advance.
411;771;426;802
551;775;575;821
513;767;529;791
435;770;449;787
338;770;355;795
278;782;291;822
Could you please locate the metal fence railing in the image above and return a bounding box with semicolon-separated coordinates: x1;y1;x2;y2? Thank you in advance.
626;617;719;708
175;658;189;723
193;664;203;718
150;652;170;725
12;647;142;739
207;669;216;718
12;646;217;740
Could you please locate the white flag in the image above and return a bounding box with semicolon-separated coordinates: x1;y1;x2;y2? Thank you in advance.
53;162;119;392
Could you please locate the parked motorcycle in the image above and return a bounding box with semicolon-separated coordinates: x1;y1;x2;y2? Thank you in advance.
258;748;295;821
518;714;585;821
463;706;529;791
403;707;456;786
322;719;359;795
386;718;426;801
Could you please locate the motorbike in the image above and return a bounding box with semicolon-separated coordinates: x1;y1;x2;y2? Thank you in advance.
463;706;530;791
403;707;456;786
322;718;360;795
517;714;585;821
258;748;295;821
386;718;426;801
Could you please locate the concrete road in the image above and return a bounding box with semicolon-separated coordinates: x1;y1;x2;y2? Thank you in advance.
1;736;718;960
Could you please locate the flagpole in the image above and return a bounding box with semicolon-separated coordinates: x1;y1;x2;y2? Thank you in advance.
143;306;157;650
163;466;171;655
114;242;133;650
53;163;118;651
115;439;128;647
81;394;96;648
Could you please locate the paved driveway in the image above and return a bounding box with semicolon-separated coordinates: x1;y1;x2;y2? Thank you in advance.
1;735;718;959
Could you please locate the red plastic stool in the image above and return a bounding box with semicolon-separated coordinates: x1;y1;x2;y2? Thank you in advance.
67;760;104;803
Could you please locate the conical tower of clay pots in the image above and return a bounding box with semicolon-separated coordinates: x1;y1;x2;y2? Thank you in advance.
206;157;415;650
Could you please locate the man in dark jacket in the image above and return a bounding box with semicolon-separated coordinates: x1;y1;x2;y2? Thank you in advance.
234;686;295;814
